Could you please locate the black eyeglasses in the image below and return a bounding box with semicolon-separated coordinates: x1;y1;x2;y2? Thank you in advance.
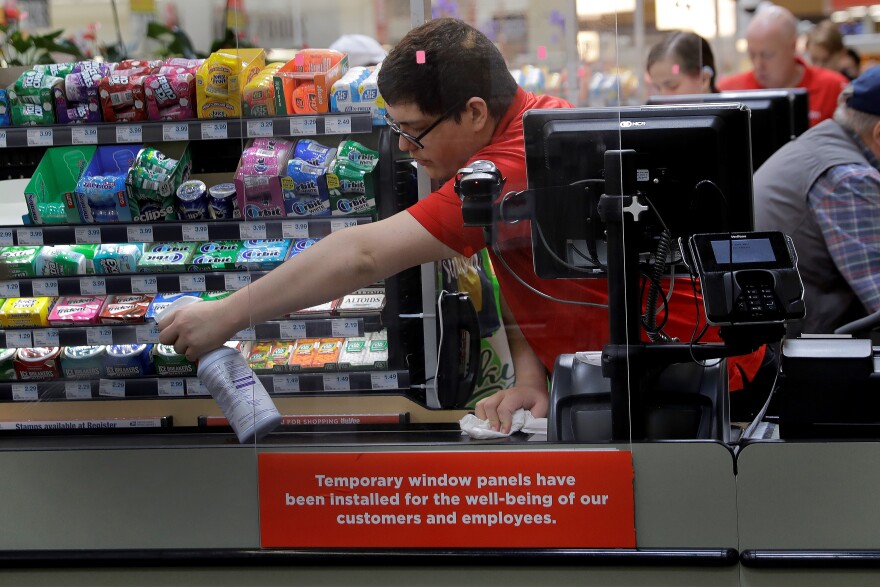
384;102;464;150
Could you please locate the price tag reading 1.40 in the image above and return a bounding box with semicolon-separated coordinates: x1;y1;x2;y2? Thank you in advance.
65;381;93;400
131;275;158;294
86;327;114;346
72;126;99;145
371;371;400;390
80;277;106;296
224;273;251;291
116;124;143;143
32;279;59;297
127;225;154;243
179;274;206;292
99;379;126;398
324;116;352;135
201;121;228;140
33;328;60;347
323;373;351;392
11;383;39;401
331;218;358;233
290;116;317;135
17;228;43;246
163;123;189;141
0;229;13;246
279;321;306;340
74;226;102;244
6;330;33;348
273;374;300;393
0;281;20;297
26;127;53;147
281;220;309;239
158;379;185;397
239;222;267;240
331;319;360;338
247;119;274;137
181;223;209;242
186;378;209;396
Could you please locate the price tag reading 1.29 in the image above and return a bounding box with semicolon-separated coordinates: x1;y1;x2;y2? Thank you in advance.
72;126;99;145
6;330;33;348
290;116;317;135
323;373;351;392
281;220;309;239
179;274;206;292
116;124;143;143
324;116;352;134
331;319;360;338
33;328;60;347
26;128;53;147
0;281;20;297
86;327;114;346
201;121;228;140
131;275;158;294
74;226;102;244
247;119;274;137
163;123;189;141
136;323;161;344
32;279;59;297
239;222;267;240
181;223;209;242
224;273;250;290
127;225;154;243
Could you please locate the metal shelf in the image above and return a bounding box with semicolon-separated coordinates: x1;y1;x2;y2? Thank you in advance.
1;315;382;349
0;370;410;402
0;216;371;247
0;113;374;150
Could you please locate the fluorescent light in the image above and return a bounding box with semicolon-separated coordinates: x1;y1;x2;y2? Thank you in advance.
576;0;636;17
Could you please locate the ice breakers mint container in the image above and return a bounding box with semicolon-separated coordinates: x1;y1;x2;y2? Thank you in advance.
157;295;281;443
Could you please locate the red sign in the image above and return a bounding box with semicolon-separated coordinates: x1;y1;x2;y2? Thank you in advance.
258;450;635;548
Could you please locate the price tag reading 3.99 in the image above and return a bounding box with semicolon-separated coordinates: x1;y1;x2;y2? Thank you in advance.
281;220;309;239
17;228;43;246
26;128;53;146
74;226;102;244
80;277;106;296
181;223;209;242
163;123;189;141
127;225;154;243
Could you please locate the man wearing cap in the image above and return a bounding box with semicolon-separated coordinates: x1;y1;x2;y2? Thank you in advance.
754;65;880;336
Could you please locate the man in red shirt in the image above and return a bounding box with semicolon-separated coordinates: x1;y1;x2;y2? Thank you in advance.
160;18;764;434
718;5;847;126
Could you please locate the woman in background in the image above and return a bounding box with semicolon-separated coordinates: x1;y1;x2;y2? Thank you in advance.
806;20;860;80
646;30;718;95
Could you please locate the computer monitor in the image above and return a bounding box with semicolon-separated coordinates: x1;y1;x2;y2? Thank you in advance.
522;103;755;280
647;88;809;170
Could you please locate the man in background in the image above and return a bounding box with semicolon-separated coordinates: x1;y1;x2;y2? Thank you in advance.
719;4;847;126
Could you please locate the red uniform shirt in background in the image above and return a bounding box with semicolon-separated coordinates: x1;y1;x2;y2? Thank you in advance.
717;57;848;127
407;88;763;390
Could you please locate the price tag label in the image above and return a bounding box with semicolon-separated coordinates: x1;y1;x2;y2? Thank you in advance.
127;225;154;243
371;371;400;390
163;123;190;141
331;218;358;233
26;127;53;147
0;281;20;297
99;378;126;398
234;327;256;341
279;321;306;340
158;378;185;397
186;377;209;396
74;226;102;244
0;229;13;246
80;277;106;296
17;228;44;246
273;374;300;393
201;121;228;140
247;119;274;137
136;323;161;344
131;275;158;294
33;328;60;347
281;220;309;239
32;279;59;297
324;116;352;134
225;273;251;290
0;130;6;148
65;381;93;399
331;319;360;338
239;222;267;240
323;373;351;392
290;116;317;135
115;124;143;143
5;330;33;348
181;223;209;242
179;274;206;292
71;126;98;145
11;383;39;401
86;326;114;346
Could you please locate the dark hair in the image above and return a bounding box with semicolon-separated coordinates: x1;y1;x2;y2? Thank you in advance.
377;18;518;122
646;30;718;93
806;20;845;54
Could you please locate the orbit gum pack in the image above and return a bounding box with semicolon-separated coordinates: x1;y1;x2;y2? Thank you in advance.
234;138;293;219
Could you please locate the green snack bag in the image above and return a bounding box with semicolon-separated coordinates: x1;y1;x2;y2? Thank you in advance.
200;290;233;302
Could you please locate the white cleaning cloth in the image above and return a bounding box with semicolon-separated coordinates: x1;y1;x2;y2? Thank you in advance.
459;409;547;439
